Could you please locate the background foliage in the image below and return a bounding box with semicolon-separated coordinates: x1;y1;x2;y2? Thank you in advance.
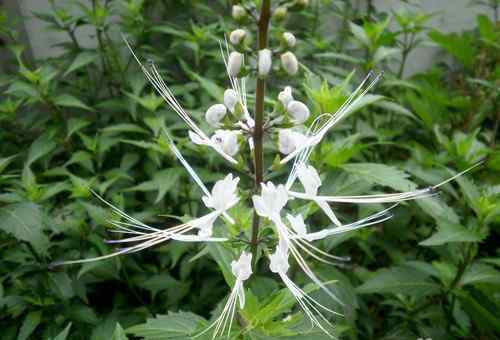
0;0;499;339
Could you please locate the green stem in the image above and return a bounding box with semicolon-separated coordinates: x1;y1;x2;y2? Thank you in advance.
250;0;271;266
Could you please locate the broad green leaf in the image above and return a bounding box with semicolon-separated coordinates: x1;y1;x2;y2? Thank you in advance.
67;118;91;139
126;312;206;339
419;221;484;246
342;163;416;191
0;155;17;174
373;100;418;121
53;94;92;111
342;94;384;118
64;51;98;76
461;263;500;286
416;197;460;224
357;266;440;297
428;30;477;68
206;243;235;286
18;311;42;340
26;134;57;166
0;203;49;255
373;46;400;64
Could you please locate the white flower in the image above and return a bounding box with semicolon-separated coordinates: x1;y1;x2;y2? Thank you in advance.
231;251;252;281
286;214;307;236
287;100;310;123
202;174;240;212
278;129;307;155
281;51;298;75
232;5;246;20
283;32;296;48
228;51;244;77
229;29;246;45
296;163;321;196
258;49;272;77
224;89;239;113
252;182;288;219
211;129;239;156
205;103;227;127
278;86;294;107
269;246;290;274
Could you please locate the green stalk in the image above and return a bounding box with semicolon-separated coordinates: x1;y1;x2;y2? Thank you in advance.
250;0;271;266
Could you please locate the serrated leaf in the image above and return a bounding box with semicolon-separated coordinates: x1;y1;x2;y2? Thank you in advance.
419;221;483;246
341;163;416;191
64;51;98;76
0;203;49;255
53;94;92;111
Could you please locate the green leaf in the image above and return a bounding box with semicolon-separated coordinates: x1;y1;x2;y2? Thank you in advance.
126;312;206;339
341;163;416;191
67;118;91;139
342;94;384;118
373;46;400;64
357;265;440;297
51;323;72;340
0;203;49;255
64;51;98;76
461;263;500;286
26;134;57;166
206;243;235;286
111;323;128;340
455;290;500;332
53;94;92;111
101;123;149;135
373;100;418;121
428;30;477;68
18;311;42;340
0;155;17;174
419;221;484;246
126;168;182;203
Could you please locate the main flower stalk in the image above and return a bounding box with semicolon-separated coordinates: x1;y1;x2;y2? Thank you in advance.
250;0;271;264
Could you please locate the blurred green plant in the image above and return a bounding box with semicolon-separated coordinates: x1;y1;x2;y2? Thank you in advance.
0;1;498;339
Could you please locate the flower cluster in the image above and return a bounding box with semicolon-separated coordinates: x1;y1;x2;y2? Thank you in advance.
54;4;479;339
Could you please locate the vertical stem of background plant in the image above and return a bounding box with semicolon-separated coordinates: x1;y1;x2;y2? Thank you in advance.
250;0;271;265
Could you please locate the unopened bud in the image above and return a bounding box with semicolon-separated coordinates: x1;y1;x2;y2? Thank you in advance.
281;51;298;75
273;6;288;21
211;130;240;156
296;0;309;8
232;5;246;21
283;32;296;48
258;49;272;77
224;89;239;113
227;51;244;77
230;29;246;45
287;100;310;123
278;86;294;107
205;104;227;127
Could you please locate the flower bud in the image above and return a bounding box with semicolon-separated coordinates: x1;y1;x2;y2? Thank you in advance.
273;6;288;21
281;51;298;75
296;0;309;8
211;130;239;156
258;49;272;77
224;89;239;113
232;5;246;21
278;86;294;107
229;29;246;45
278;129;306;154
287;100;310;123
205;104;227;127
227;51;244;77
283;32;296;48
